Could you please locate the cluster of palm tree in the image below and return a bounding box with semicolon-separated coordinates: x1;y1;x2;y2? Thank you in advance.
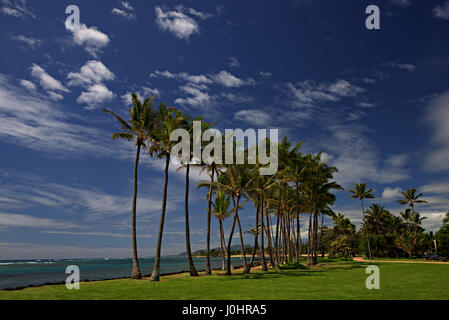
345;186;431;258
103;94;444;279
103;93;345;280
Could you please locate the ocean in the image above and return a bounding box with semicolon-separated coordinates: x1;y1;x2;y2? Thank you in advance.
0;256;245;290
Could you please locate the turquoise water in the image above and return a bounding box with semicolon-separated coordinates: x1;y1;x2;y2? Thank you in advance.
0;256;245;290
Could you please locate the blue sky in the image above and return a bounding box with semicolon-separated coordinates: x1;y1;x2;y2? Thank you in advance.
1;0;449;259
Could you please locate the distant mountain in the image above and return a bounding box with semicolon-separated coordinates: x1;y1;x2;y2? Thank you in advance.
178;244;253;256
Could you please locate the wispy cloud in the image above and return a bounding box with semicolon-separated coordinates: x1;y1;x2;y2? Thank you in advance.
283;79;365;108
112;1;136;20
0;212;80;229
0;73;110;156
387;62;416;72
10;34;41;48
150;69;255;109
228;56;240;68
1;0;35;19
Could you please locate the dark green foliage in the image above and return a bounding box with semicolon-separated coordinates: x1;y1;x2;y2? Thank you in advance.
435;224;449;256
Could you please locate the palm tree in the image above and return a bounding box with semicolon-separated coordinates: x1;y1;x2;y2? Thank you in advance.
444;212;449;225
365;204;389;235
149;103;187;281
176;117;211;277
349;183;374;259
211;190;234;271
102;93;156;279
216;164;253;275
400;208;413;231
397;188;428;212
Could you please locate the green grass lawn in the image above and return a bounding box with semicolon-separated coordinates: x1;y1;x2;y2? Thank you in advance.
1;262;448;300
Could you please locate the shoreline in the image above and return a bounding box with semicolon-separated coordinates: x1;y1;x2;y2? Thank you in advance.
1;262;259;292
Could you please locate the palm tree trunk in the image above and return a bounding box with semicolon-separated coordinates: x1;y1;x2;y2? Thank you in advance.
235;212;248;271
312;209;319;265
184;164;198;277
274;189;282;266
244;205;260;274
131;143;142;279
361;199;372;260
265;208;277;269
307;211;312;265
150;154;170;281
226;195;239;275
319;212;325;257
219;218;226;271
295;182;301;262
260;195;268;271
205;165;215;275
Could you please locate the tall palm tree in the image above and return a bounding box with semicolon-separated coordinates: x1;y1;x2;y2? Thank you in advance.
349;183;374;259
149;103;187;281
197;130;221;275
102;93;156;279
176;117;210;277
397;188;428;213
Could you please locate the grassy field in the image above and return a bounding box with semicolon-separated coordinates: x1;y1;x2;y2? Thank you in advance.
1;261;448;300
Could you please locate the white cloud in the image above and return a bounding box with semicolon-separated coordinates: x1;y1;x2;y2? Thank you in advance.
67;60;115;86
30;63;69;93
235;109;272;126
329;80;365;97
213;70;255;87
76;84;114;110
425;90;449;171
66;23;110;57
10;34;41;48
154;6;211;40
175;84;212;108
19;79;36;91
387;62;416;72
121;87;160;106
381;187;402;201
112;1;136;20
67;60;116;110
259;70;272;78
47;91;64;101
433;1;449;20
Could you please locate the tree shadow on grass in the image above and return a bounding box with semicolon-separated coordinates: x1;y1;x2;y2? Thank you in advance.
213;263;367;281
